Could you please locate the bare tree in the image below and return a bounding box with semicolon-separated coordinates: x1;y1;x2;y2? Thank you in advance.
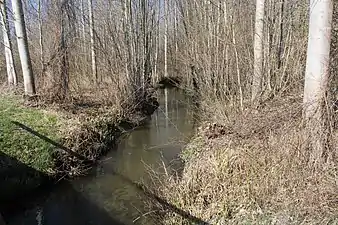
152;0;161;84
252;0;265;102
38;0;44;76
0;0;17;87
303;0;333;165
0;0;308;116
11;0;36;95
164;0;168;78
88;0;97;81
277;0;285;71
80;0;86;46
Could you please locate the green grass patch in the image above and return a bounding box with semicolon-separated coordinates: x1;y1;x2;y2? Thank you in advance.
0;95;62;174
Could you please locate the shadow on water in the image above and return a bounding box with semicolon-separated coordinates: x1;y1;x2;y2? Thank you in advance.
110;170;210;225
5;183;128;225
0;152;49;209
4;184;127;225
2;88;207;225
1;152;209;225
0;152;126;225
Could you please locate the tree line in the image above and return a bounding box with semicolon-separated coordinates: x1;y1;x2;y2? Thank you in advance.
0;0;336;165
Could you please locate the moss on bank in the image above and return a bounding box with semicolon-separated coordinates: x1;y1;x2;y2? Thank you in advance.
155;96;338;225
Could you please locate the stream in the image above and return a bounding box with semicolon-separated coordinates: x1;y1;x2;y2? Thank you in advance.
5;88;197;225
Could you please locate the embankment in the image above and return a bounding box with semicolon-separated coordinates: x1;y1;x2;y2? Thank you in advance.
154;95;338;224
0;92;159;204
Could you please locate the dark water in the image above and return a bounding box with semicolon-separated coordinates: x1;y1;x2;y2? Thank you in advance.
5;88;196;225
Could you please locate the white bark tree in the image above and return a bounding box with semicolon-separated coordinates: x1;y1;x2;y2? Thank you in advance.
252;0;265;102
80;0;86;46
153;0;161;84
303;0;333;165
0;0;17;87
88;0;97;81
38;0;44;75
11;0;36;95
164;0;168;78
277;0;285;70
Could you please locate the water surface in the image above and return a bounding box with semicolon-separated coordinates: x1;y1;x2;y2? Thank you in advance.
5;88;196;225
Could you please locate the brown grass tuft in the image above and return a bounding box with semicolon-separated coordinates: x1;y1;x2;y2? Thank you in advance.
154;94;338;224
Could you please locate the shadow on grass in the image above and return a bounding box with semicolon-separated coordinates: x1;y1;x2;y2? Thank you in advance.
1;122;208;225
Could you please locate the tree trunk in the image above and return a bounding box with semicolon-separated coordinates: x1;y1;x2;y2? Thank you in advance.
232;19;243;111
164;0;168;78
277;0;285;70
11;0;36;95
88;0;97;82
60;13;69;99
0;0;17;87
38;0;44;76
153;0;160;84
252;0;265;102
80;0;86;47
303;0;333;165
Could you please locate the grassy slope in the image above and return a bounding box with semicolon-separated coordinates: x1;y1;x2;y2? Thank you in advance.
0;92;151;177
0;95;61;174
157;96;338;225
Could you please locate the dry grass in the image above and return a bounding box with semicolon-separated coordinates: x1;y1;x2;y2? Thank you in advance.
53;106;122;176
154;94;338;225
44;85;158;176
0;86;147;177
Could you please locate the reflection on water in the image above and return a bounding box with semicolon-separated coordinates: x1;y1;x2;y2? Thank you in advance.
5;89;196;225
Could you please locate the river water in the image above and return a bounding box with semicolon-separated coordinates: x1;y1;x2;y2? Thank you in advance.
5;88;196;225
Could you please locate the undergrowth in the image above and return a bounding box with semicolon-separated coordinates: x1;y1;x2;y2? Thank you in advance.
0;90;157;177
154;94;338;225
0;93;125;176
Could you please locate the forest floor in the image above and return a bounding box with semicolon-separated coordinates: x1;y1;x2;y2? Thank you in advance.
153;94;338;224
0;90;158;201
